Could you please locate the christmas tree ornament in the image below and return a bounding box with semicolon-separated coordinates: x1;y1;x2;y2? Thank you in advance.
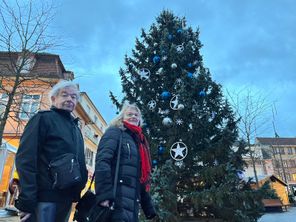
177;28;183;34
187;72;193;78
193;67;200;78
156;67;164;75
164;109;170;115
167;34;173;40
160;91;171;100
147;100;156;110
188;40;193;44
193;60;199;65
171;63;177;69
199;90;206;97
177;104;184;110
162;56;167;61
138;68;150;81
154;42;158;46
131;76;137;82
176;45;184;53
176;119;183;125
158;146;165;155
175;78;183;86
188;123;193;129
162;117;173;126
187;63;193;68
153;55;161;63
170;95;179;110
152;159;158;166
170;141;188;161
237;170;245;180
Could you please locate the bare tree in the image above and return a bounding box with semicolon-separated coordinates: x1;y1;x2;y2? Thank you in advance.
227;86;272;187
0;0;58;146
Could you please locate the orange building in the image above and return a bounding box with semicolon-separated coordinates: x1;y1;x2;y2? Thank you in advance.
0;52;108;209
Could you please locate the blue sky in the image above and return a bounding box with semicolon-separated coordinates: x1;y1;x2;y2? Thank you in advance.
49;0;296;138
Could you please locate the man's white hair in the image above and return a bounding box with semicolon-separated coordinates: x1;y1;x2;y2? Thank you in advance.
48;80;80;103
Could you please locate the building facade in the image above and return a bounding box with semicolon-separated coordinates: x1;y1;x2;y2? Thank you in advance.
243;137;296;192
0;52;107;208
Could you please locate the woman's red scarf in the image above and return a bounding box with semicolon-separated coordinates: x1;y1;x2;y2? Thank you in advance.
123;121;152;191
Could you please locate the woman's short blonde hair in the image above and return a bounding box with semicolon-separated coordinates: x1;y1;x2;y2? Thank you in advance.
109;101;143;128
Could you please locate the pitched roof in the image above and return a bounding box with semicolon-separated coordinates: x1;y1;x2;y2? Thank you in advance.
256;137;296;146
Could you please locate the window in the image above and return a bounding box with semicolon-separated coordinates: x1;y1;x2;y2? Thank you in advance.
286;174;291;182
0;93;8;117
283;160;288;168
85;148;94;167
289;160;296;168
16;56;36;73
280;148;285;155
293;173;296;181
288;148;293;155
19;95;40;119
94;115;98;124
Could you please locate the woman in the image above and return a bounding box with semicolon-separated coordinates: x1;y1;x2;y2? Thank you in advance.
95;101;156;222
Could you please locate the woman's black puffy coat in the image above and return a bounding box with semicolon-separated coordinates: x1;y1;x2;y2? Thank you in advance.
95;126;155;222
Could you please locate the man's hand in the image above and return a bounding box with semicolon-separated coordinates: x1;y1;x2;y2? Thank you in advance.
19;211;31;222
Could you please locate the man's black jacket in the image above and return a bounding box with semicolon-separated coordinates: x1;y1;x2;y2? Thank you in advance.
15;107;87;213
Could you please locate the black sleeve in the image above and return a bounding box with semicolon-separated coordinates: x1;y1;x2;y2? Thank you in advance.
15;113;47;213
140;184;157;219
94;127;121;204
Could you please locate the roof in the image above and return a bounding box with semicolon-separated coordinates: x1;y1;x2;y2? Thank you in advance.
246;174;288;186
256;137;296;146
0;51;73;79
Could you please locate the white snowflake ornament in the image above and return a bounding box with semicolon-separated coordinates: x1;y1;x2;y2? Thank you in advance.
176;119;183;125
147;100;156;110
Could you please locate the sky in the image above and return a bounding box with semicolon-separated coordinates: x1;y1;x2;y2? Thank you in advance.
33;0;296;138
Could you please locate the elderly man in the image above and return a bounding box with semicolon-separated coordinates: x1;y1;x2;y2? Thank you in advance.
15;81;87;222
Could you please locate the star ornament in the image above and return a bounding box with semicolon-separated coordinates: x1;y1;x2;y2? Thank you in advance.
170;141;188;161
138;68;150;81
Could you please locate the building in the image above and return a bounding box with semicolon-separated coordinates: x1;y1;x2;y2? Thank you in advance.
244;138;296;192
256;137;296;189
0;52;107;208
257;175;289;206
74;92;107;183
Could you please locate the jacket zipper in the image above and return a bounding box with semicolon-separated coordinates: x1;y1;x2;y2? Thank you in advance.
127;143;131;159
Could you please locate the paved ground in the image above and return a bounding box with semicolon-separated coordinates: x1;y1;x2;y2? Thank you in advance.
1;206;296;222
258;206;296;222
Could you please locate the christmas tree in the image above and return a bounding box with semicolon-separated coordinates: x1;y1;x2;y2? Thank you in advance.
110;10;264;222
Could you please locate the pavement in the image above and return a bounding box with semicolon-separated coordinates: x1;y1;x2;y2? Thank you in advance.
258;205;296;222
0;206;296;222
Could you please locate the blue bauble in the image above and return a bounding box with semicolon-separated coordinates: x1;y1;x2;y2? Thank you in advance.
158;146;165;155
187;63;193;68
177;28;183;34
199;90;206;97
152;159;158;166
187;72;193;78
167;34;173;40
153;55;160;63
161;91;171;99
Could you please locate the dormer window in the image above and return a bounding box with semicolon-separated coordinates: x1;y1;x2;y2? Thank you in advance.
16;56;36;73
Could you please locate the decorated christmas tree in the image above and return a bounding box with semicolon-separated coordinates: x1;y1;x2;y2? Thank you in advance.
110;10;264;222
